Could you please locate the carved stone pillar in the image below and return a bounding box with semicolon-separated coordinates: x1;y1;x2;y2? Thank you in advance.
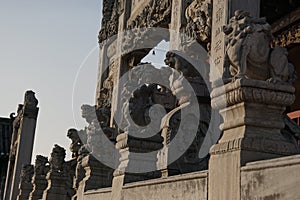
29;156;49;200
42;145;68;200
4;91;39;200
16;164;34;200
209;79;300;200
75;105;118;199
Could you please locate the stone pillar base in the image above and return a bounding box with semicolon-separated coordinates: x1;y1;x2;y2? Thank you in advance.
209;79;300;200
17;183;33;200
42;172;68;200
76;154;114;200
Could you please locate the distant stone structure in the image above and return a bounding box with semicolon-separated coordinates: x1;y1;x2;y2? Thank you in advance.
0;117;13;199
16;164;34;200
4;90;39;200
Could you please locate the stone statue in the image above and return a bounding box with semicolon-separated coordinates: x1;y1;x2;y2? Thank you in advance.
24;90;38;109
29;155;49;199
223;10;296;84
164;51;200;78
49;144;66;172
34;155;49;175
67;128;83;158
81;104;97;124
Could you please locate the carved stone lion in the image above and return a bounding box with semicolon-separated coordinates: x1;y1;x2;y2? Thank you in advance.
164;51;199;77
223;10;295;84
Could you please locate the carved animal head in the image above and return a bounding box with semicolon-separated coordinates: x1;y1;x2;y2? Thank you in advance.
164;51;176;68
49;144;66;171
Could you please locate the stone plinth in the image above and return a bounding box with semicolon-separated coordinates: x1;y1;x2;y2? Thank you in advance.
76;154;114;200
29;174;48;200
111;132;163;200
209;78;299;200
42;171;68;200
16;182;33;200
16;164;34;200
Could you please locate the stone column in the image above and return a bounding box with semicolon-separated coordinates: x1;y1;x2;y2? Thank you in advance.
42;145;68;200
29;155;49;200
4;90;39;200
76;105;118;199
110;0;131;125
16;164;34;200
169;0;190;50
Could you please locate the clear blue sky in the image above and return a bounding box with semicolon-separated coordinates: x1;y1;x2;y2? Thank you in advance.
0;0;103;161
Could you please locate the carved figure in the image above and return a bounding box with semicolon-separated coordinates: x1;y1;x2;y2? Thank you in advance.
185;0;212;45
20;164;34;183
67;128;83;158
24;90;38;108
223;10;296;84
49;145;66;172
81;104;97;124
164;51;199;77
34;155;49;175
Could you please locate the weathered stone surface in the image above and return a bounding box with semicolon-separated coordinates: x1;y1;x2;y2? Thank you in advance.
42;145;68;200
16;164;34;200
223;10;296;85
4;90;39;200
86;171;207;200
29;155;49;200
241;155;300;200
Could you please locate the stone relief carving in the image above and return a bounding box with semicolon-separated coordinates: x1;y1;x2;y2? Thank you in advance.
223;10;296;84
127;0;172;29
272;24;300;48
184;0;212;49
98;0;119;44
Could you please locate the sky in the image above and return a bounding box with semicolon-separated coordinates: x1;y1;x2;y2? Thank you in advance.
0;0;103;161
0;0;169;162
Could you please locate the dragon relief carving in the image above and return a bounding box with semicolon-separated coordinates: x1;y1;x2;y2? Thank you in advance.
223;10;296;85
